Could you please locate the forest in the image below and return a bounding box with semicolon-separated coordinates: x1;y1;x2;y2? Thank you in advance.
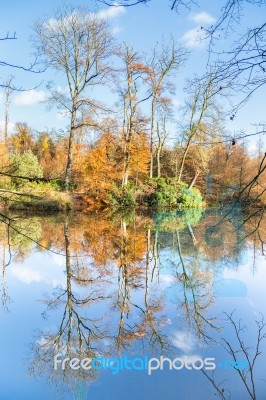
0;2;265;212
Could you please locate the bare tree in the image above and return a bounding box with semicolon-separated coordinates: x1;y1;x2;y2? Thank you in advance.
202;311;266;400
154;97;173;178
177;71;223;183
222;312;266;400
147;39;186;178
34;5;114;190
99;0;266;108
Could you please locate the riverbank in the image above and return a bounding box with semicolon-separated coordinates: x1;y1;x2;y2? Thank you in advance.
0;177;263;213
0;178;204;213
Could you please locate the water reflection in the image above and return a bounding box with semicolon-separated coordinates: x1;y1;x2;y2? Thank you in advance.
0;207;265;399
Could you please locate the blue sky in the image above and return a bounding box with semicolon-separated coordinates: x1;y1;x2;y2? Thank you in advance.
0;0;265;152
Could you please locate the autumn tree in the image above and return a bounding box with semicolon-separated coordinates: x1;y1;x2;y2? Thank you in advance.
208;142;261;203
118;44;152;186
129;132;150;184
84;132;122;191
9;122;35;154
35;132;68;179
0;142;10;188
82;129;149;198
34;4;114;190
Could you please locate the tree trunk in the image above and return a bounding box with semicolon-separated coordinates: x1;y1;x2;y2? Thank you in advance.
122;139;130;186
189;168;200;189
156;149;161;178
149;98;156;179
156;123;163;178
178;134;193;182
4;108;8;145
64;110;77;191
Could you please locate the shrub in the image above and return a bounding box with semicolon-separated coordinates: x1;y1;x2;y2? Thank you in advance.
144;178;203;208
108;186;136;207
10;150;43;188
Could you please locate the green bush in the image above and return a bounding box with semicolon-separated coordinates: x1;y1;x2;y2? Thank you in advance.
145;178;203;208
97;178;203;209
108;186;136;207
10;150;43;188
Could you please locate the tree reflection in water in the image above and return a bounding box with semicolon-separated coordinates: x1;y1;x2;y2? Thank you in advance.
0;207;265;398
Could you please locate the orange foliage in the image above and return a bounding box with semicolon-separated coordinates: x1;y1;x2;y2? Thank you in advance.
83;132;122;190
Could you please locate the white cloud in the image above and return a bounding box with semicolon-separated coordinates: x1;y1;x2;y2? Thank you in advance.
10;257;66;288
46;5;126;36
190;11;216;25
97;3;126;20
181;27;206;49
49;4;126;25
182;11;216;49
14;90;47;106
11;267;45;284
172;331;197;352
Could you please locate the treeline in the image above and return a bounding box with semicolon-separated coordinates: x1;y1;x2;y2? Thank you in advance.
0;4;265;209
0;120;264;208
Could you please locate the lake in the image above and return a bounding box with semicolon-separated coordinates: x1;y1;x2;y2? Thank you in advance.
0;206;265;400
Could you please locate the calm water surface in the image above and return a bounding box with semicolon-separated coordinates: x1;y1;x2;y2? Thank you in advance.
0;207;265;400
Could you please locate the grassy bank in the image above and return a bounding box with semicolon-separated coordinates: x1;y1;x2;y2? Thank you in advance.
0;188;73;213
